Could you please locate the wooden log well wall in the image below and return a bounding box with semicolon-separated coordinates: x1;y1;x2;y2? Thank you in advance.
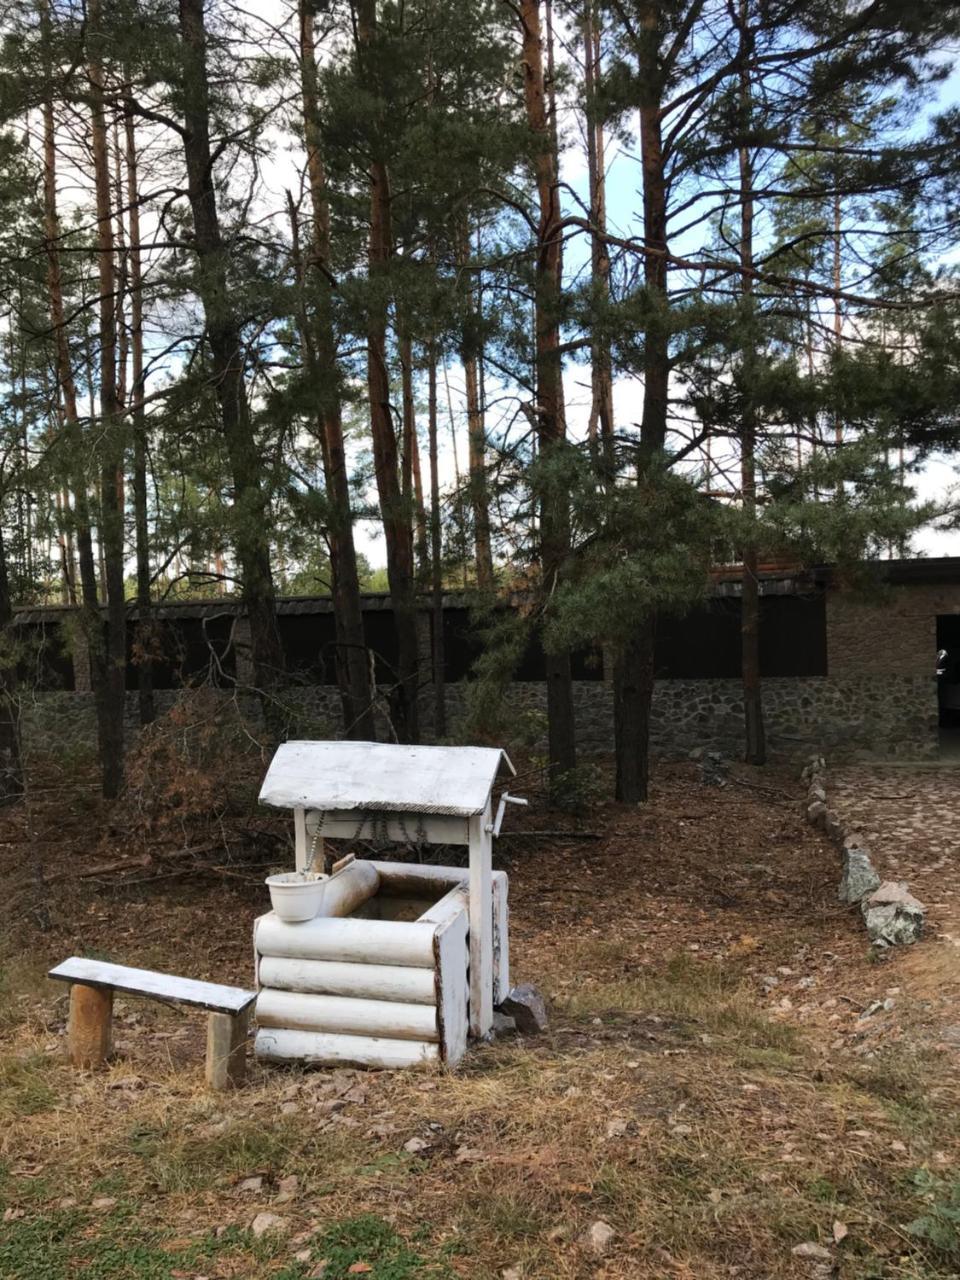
253;861;509;1070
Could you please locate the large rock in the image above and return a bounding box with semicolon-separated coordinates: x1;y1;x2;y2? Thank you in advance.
497;984;548;1034
861;881;925;946
838;849;881;904
807;800;827;828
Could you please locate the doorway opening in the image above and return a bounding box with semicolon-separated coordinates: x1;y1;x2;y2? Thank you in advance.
936;615;960;761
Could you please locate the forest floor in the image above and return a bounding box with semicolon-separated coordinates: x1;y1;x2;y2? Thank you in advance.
1;751;959;1280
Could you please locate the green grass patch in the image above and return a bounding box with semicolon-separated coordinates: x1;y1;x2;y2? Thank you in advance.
0;1053;58;1120
289;1214;455;1279
131;1115;302;1193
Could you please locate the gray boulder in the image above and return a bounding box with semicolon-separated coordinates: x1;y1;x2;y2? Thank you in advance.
838;849;881;904
807;800;827;827
861;881;925;946
497;983;548;1034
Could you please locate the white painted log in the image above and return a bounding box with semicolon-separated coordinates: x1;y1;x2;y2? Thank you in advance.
257;956;437;1004
468;801;494;1038
492;871;510;1004
314;860;379;918
371;861;472;895
254;914;436;968
434;905;469;1067
417;885;468;926
256;989;439;1041
255;1026;439;1069
307;811;470;847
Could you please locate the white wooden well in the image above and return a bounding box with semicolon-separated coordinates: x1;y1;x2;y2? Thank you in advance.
253;741;522;1069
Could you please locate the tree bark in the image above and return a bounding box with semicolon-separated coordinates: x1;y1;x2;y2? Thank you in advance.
355;0;419;743
122;101;155;727
427;341;446;737
177;0;283;718
614;0;669;803
582;1;614;475
398;325;429;583
40;10;100;656
460;227;494;591
519;0;575;782
88;0;128;798
0;517;22;805
299;0;375;739
737;0;766;766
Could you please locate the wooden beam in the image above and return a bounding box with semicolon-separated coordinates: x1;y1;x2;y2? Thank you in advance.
205;1009;248;1090
468;798;494;1038
434;904;469;1067
294;806;309;871
67;982;113;1068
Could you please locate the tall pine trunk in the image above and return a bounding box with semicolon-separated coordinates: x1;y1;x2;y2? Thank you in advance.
737;0;765;766
356;0;419;743
582;1;614;475
398;325;429;582
519;0;575;783
41;0;112;795
0;521;22;805
299;0;375;739
88;0;127;798
41;29;99;630
459;227;494;590
177;0;284;713
123;101;155;727
614;1;669;803
427;342;446;737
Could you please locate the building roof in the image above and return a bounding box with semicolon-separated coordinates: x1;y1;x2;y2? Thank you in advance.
11;557;960;624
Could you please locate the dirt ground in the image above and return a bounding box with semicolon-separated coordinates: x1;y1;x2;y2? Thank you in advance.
1;755;959;1280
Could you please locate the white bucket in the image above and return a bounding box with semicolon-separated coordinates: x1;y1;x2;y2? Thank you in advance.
265;871;329;923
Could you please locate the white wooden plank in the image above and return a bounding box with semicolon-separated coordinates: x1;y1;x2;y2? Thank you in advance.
254;1027;440;1069
256;989;439;1041
492;871;510;1004
49;958;255;1013
254;915;436;968
294;806;309;872
434;905;469;1067
257;956;436;1004
417;885;468;926
307;812;470;847
371;862;472;893
468;800;494;1038
259;741;514;817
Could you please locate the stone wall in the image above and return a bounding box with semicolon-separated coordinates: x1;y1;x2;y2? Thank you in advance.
19;672;938;764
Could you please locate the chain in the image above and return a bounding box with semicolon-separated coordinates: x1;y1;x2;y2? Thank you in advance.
305;809;325;873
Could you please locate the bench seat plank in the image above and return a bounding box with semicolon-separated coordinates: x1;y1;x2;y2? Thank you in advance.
49;958;255;1015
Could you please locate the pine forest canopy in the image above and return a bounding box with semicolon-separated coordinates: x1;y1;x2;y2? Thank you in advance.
0;0;960;803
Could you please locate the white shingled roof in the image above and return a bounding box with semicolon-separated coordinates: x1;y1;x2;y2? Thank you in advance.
258;740;515;817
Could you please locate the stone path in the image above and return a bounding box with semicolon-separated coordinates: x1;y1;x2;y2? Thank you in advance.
830;764;960;947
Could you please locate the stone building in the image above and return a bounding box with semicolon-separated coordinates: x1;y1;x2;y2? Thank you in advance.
11;557;960;763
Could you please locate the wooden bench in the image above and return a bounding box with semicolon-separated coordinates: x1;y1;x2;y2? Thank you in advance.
48;958;257;1090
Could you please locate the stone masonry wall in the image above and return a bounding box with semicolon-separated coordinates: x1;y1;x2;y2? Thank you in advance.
18;673;938;764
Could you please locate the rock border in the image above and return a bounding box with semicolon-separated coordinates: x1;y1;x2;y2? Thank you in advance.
800;755;925;947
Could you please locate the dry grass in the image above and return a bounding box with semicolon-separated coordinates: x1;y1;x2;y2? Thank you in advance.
2;760;960;1278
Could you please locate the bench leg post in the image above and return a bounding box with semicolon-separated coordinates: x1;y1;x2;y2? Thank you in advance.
68;983;113;1069
205;1009;248;1090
